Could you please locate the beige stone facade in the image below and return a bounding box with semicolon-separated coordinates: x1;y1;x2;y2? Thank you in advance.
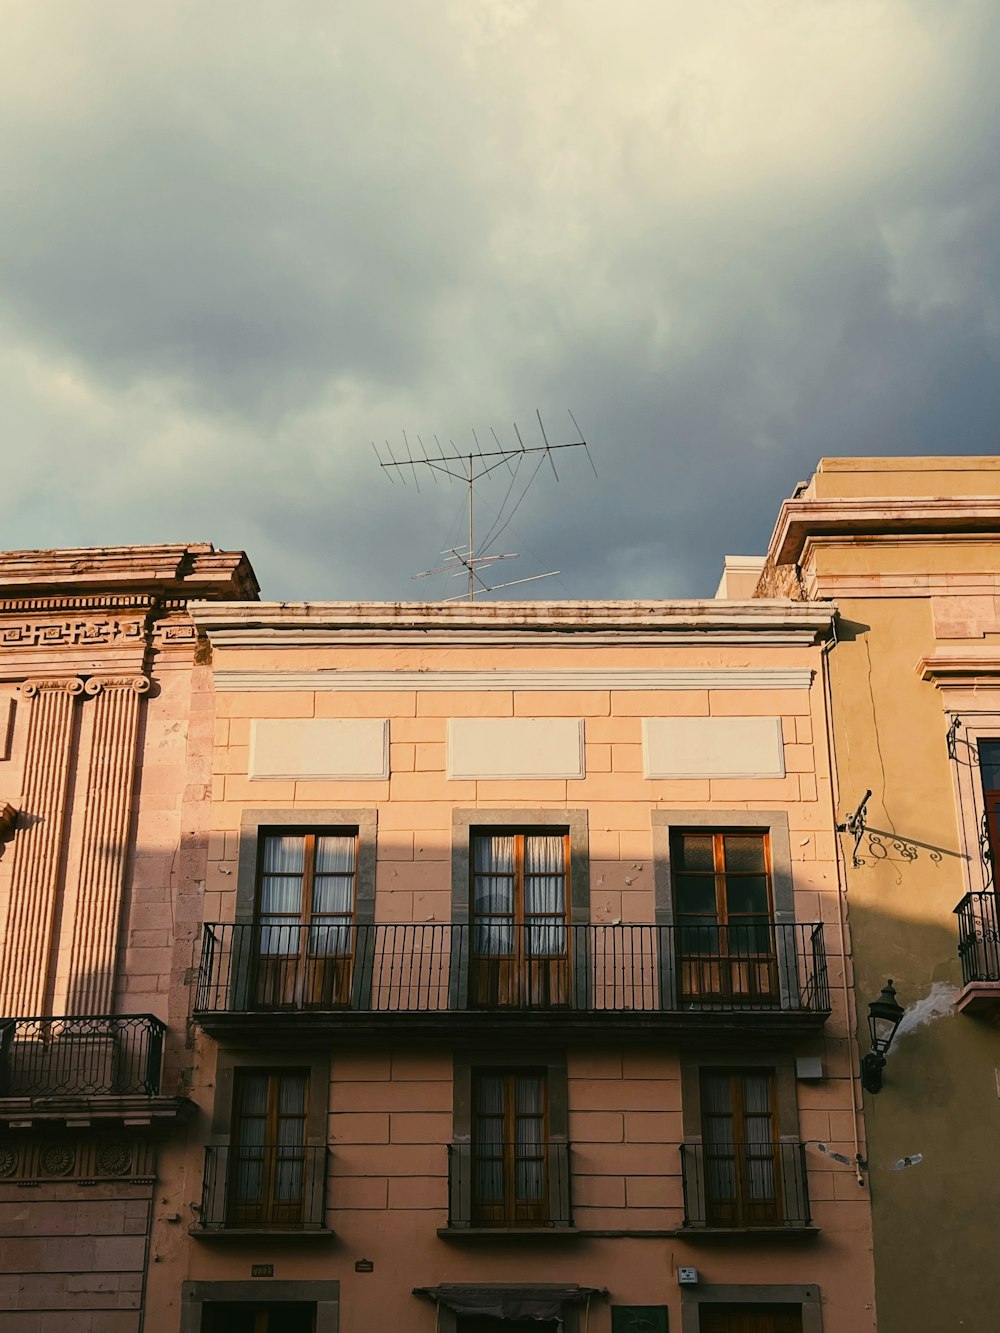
757;456;1000;1333
0;546;878;1332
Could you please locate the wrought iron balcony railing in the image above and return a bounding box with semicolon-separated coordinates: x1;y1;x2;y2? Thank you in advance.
198;1144;329;1231
955;892;1000;984
0;1015;165;1097
446;1139;573;1230
680;1140;811;1231
194;922;829;1019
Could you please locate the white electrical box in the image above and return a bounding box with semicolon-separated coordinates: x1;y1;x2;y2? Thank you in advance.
795;1055;824;1081
678;1268;699;1285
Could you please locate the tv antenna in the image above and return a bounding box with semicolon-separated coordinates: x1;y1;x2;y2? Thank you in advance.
372;410;595;601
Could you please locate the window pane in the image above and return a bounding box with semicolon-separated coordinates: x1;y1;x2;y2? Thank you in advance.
514;1075;544;1115
980;741;1000;793
262;835;305;874
524;873;565;915
314;835;355;874
701;1074;732;1115
236;1074;268;1116
278;1075;307;1116
677;834;714;872
258;920;300;955
474;874;514;913
474;835;515;874
723;835;766;874
524;835;565;875
725;876;770;915
475;1074;505;1116
742;1074;771;1115
474;921;513;955
675;874;717;915
260;876;303;916
312;875;354;915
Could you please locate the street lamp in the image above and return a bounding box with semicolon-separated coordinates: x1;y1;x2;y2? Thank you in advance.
861;979;905;1094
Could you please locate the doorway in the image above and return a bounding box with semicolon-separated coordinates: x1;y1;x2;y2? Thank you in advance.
201;1303;316;1333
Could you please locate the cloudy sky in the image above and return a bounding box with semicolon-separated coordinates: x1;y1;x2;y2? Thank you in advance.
2;1;998;601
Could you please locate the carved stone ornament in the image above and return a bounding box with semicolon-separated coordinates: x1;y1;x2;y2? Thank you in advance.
1;619;146;650
84;675;151;697
0;1147;17;1177
96;1143;133;1176
39;1143;76;1176
20;677;85;699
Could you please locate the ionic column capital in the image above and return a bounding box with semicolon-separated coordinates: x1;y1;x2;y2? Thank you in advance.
21;677;86;699
84;675;151;697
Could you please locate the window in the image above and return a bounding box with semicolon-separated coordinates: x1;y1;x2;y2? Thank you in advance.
979;741;1000;870
229;1070;309;1226
254;830;358;1008
471;1069;548;1226
201;1303;316;1333
700;1069;780;1228
699;1307;802;1333
449;1051;572;1232
470;830;569;1007
671;831;777;1004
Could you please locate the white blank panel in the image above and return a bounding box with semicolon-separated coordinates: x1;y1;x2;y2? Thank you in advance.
643;716;785;779
448;718;585;780
250;718;389;781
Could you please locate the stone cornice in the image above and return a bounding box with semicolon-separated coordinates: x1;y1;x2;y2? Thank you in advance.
767;497;1000;567
0;544;259;601
190;599;835;648
917;652;1000;685
216;666;815;693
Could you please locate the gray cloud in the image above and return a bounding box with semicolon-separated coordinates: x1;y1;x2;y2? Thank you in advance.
2;1;999;600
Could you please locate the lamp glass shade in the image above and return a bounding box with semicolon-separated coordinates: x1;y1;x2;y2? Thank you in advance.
867;979;904;1055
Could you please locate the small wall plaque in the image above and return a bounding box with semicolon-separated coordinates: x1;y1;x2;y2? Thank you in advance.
251;1264;274;1278
354;1259;374;1273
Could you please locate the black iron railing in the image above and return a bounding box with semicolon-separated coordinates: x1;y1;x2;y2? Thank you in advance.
195;922;829;1016
955;892;1000;983
447;1140;573;1229
680;1140;811;1230
199;1144;329;1230
0;1015;165;1096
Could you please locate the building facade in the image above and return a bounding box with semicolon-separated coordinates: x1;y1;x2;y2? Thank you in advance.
151;596;869;1332
0;545;258;1332
756;456;1000;1333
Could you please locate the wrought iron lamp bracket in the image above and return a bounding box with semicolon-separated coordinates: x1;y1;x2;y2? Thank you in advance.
837;789;872;869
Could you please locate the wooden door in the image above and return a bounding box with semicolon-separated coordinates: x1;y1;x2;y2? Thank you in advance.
672;831;777;1005
202;1304;315;1333
471;1070;548;1226
700;1069;782;1227
470;831;569;1008
230;1070;308;1225
254;831;357;1008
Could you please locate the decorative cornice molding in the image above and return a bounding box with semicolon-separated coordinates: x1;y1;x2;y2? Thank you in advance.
918;653;1000;685
0;544;259;601
1;618;147;652
215;667;815;693
190;600;834;650
768;497;1000;568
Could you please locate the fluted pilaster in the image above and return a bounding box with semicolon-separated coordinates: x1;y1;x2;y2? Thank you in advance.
67;676;150;1015
0;678;84;1015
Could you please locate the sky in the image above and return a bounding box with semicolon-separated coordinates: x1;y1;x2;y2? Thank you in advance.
2;0;999;602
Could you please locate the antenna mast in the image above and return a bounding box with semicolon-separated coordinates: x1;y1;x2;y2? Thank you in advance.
373;411;596;602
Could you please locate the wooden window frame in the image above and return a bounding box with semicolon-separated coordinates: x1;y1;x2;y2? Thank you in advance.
470;1067;550;1228
670;830;778;1005
679;1285;821;1333
229;1068;310;1227
450;1050;571;1232
698;1068;782;1228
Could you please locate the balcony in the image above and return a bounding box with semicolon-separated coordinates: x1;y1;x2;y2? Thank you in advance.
194;922;830;1043
955;892;1000;1017
193;1144;331;1240
443;1139;574;1238
0;1014;191;1127
680;1141;814;1237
